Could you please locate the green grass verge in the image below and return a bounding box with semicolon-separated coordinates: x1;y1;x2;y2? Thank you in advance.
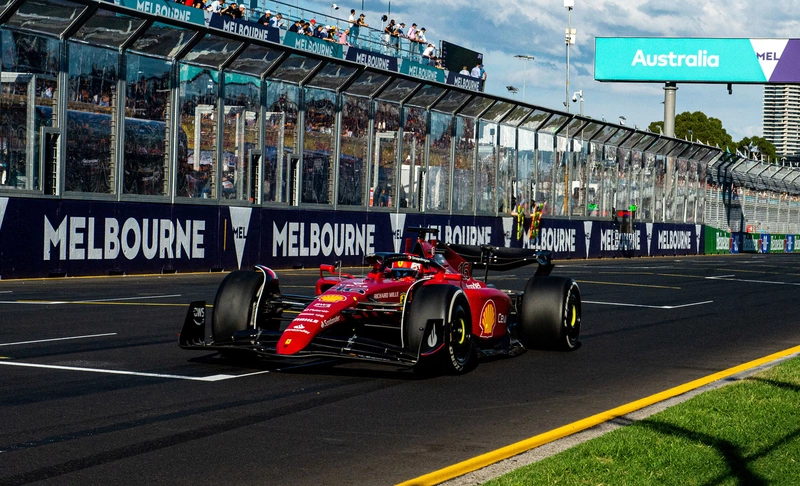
486;357;800;485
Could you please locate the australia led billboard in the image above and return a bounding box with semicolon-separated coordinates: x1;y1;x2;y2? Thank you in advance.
595;38;800;84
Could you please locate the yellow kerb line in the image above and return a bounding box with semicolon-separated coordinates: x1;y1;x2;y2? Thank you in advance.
397;344;800;486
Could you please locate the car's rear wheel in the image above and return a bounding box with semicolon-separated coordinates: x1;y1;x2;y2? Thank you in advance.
212;270;263;343
405;285;475;375
518;276;581;350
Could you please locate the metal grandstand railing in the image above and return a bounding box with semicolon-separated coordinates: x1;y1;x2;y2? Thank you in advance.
705;153;800;233
244;0;434;64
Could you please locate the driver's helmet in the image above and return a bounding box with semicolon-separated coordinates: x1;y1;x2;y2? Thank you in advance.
389;261;421;280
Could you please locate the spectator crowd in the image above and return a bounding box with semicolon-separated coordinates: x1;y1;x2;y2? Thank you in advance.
166;0;485;80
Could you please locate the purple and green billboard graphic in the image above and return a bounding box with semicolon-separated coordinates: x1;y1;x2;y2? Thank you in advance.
595;38;800;84
704;226;731;255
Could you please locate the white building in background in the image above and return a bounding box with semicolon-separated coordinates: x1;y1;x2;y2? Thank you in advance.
763;85;800;159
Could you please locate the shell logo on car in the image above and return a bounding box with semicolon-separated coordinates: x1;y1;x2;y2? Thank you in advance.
319;294;347;303
479;300;496;337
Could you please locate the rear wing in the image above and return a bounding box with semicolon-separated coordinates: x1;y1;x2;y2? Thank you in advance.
447;244;554;277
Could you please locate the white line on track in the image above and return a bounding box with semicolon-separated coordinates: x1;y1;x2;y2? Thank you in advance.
583;300;713;309
0;301;68;305
0;291;11;294
705;276;800;286
74;294;182;303
0;359;336;381
0;333;117;347
0;294;182;305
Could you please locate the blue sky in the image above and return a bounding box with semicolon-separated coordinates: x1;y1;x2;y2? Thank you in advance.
293;0;800;142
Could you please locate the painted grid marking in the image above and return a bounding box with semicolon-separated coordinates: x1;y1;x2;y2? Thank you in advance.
583;300;713;309
0;333;117;347
0;359;335;381
705;276;800;286
73;294;181;303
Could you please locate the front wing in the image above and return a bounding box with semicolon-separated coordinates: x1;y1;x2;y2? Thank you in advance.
179;301;421;366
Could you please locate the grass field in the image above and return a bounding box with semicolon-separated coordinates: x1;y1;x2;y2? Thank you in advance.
486;357;800;485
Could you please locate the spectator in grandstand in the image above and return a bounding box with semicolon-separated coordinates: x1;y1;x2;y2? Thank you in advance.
256;10;271;25
470;63;481;78
289;19;301;33
480;63;487;82
184;0;193;6
417;27;427;45
407;23;417;42
338;29;351;46
323;26;337;42
348;11;360;46
414;27;427;61
193;0;204;9
270;13;284;28
422;43;435;64
220;2;238;17
378;187;389;206
435;57;444;69
459;66;469;75
357;14;368;28
206;0;222;13
392;23;405;51
383;19;396;47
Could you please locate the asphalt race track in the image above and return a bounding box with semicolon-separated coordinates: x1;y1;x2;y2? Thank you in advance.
2;254;800;485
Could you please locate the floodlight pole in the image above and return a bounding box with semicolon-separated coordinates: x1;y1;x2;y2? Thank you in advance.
564;0;573;113
514;54;535;103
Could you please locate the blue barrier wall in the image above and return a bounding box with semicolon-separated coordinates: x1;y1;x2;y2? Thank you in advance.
0;196;745;279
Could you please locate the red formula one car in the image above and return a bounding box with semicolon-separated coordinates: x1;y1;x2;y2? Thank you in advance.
180;228;581;374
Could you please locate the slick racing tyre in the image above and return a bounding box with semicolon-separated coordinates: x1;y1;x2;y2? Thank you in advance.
405;285;475;375
212;270;263;343
518;276;581;351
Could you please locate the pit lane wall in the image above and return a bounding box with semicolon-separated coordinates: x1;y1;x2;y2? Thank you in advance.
0;197;795;278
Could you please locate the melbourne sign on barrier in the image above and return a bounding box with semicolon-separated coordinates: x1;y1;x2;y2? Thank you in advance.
0;197;715;278
445;72;482;92
208;13;279;43
115;0;207;26
345;47;398;72
595;38;800;83
283;31;343;59
400;60;446;84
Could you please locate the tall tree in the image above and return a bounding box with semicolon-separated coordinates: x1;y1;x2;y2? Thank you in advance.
648;111;734;150
735;136;777;162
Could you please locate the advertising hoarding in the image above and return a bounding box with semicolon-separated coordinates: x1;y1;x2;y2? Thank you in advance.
595;37;800;84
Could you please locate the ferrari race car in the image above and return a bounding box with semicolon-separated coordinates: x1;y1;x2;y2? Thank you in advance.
179;228;581;374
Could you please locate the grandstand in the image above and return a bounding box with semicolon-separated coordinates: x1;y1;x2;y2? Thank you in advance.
0;0;799;278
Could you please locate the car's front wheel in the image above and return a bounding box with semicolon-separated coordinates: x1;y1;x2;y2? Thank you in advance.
405;285;476;375
212;270;263;343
